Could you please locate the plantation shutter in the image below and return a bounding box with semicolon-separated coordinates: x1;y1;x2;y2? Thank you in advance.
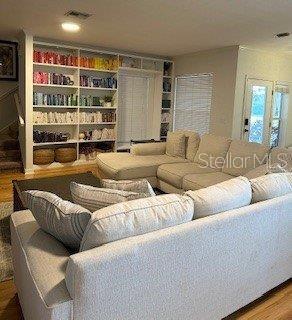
118;73;150;148
174;73;213;135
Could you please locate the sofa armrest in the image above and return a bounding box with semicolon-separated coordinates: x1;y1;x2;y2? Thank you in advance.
130;142;166;155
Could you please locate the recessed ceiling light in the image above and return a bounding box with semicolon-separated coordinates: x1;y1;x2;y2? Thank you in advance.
62;22;80;32
276;32;290;38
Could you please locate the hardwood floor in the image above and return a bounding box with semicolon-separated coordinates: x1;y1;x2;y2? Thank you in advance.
0;165;291;320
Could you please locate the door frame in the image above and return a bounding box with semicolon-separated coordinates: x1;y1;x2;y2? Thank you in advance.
242;77;274;146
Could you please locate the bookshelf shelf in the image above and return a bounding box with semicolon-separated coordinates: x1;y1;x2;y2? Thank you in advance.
33;140;78;146
79;67;118;73
79;86;117;91
79;122;116;125
33;62;78;70
33;105;78;109
33;83;78;89
33;123;78;126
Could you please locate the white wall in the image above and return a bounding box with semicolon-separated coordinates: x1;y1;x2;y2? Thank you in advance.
0;81;18;132
173;46;239;137
232;47;292;147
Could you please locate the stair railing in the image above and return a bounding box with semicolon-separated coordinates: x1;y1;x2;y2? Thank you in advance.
13;93;25;125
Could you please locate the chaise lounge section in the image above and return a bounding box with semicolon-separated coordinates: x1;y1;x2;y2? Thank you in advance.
97;131;290;193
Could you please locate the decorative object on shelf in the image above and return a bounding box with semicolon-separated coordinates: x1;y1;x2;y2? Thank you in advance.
80;95;101;107
161;112;170;123
103;95;112;108
0;40;18;81
160;123;169;137
79;110;115;124
33;92;78;106
55;147;77;163
80;75;117;89
33;149;55;165
119;56;141;69
79;56;118;71
162;99;171;108
33;72;75;86
33;111;78;124
33;130;71;143
33;50;78;67
79;128;115;141
163;62;172;76
163;79;171;92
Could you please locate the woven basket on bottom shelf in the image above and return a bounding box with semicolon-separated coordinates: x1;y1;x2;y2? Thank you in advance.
55;147;77;163
33;149;55;165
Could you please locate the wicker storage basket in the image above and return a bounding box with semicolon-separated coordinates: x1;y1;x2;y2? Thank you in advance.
55;147;77;163
33;149;55;165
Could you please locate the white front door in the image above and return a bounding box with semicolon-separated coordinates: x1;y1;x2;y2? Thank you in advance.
243;79;274;146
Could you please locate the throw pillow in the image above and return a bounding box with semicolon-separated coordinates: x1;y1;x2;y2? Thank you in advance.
22;190;91;250
166;132;186;158
184;176;252;218
101;178;156;197
70;182;146;212
250;173;292;203
80;194;194;251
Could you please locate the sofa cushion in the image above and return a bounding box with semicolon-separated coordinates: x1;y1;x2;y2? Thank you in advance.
101;179;155;197
97;152;188;180
194;134;232;171
10;210;72;319
176;130;200;161
185;176;252;218
270;147;292;171
222;140;269;176
70;182;146;212
182;172;233;191
250;173;292;203
80;194;194;251
22;190;91;250
166;131;186;158
157;162;216;189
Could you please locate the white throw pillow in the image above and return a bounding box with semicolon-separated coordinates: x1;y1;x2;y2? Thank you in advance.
70;182;146;212
101;179;155;197
80;194;194;251
250;173;292;203
22;190;91;250
184;176;252;218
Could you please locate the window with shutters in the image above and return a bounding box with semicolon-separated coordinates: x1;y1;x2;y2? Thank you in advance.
174;73;213;135
118;72;155;149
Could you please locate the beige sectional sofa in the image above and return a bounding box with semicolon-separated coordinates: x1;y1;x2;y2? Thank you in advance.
97;131;291;193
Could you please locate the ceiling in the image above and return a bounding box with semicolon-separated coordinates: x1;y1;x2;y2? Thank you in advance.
0;0;292;57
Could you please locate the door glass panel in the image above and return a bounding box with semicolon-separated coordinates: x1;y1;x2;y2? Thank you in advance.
270;92;284;147
249;85;267;143
270;119;281;148
273;92;282;118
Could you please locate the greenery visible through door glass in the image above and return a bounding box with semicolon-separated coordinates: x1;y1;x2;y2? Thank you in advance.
249;85;267;144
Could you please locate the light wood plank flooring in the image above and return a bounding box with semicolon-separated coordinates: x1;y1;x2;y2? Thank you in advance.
0;165;291;320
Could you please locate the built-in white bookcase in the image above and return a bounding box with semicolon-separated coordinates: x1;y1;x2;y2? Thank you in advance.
20;34;173;173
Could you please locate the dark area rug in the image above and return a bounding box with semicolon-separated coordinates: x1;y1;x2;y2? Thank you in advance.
0;202;13;282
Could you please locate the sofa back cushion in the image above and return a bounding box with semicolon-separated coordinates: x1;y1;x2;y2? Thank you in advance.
22;190;91;250
176;130;200;161
222;140;269;176
166;131;186;158
184;176;252;218
270;147;292;171
70;182;145;212
80;194;194;251
250;173;292;203
193;134;232;171
101;179;156;197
